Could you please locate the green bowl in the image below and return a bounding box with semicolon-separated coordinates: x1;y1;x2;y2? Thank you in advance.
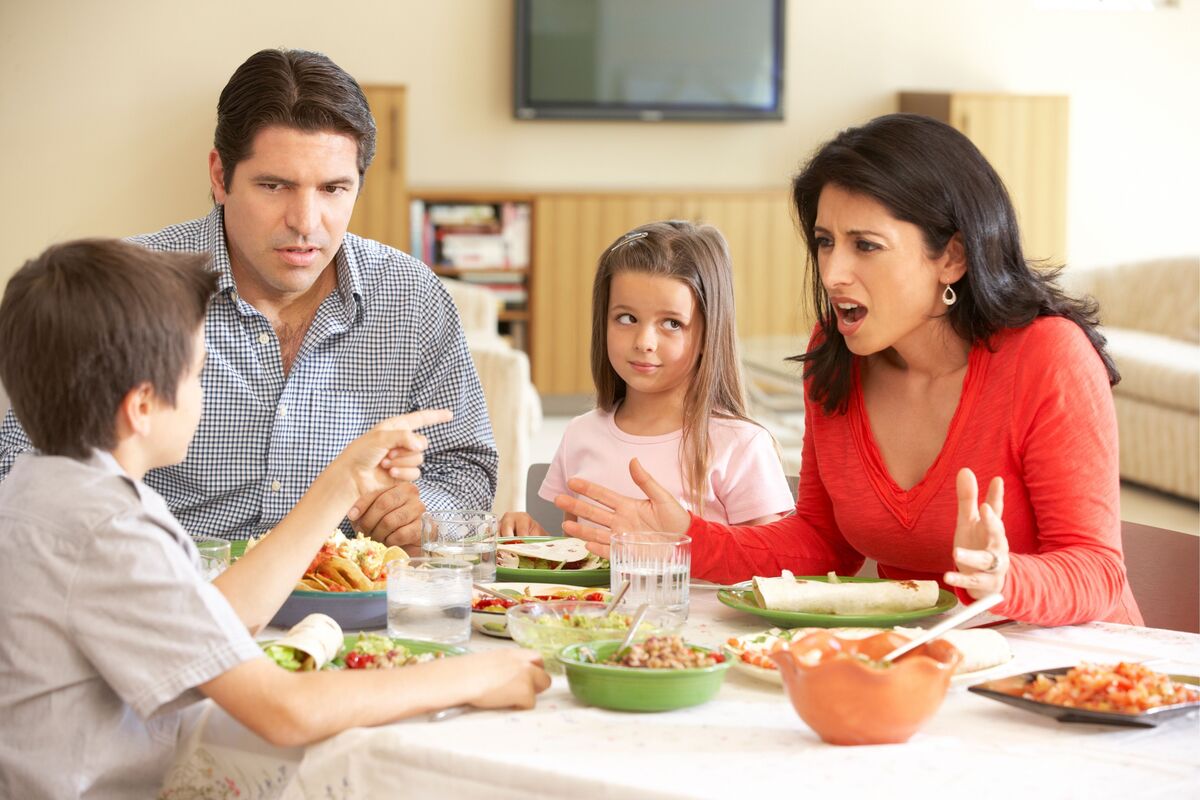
558;640;731;712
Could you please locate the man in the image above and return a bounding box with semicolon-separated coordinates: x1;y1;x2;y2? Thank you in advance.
0;49;497;547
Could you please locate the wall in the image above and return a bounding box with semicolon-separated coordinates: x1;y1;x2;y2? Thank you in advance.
1;0;1196;281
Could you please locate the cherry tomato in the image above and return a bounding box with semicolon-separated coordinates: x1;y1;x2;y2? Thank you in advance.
345;651;375;669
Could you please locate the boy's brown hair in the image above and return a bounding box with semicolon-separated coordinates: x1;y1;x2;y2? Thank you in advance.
0;239;217;458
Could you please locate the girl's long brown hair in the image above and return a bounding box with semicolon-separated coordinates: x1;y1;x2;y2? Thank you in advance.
590;220;758;515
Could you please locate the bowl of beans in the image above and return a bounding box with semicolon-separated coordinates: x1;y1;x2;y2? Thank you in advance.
557;635;731;711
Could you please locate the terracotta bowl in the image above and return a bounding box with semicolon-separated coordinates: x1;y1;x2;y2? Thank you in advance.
769;630;962;746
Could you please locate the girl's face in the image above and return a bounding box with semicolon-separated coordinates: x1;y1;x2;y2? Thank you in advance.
814;184;963;357
607;271;704;406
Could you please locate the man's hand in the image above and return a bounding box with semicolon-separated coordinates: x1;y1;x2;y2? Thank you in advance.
350;483;425;548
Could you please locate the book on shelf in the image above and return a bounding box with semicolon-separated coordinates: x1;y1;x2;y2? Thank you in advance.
409;199;532;270
456;271;524;284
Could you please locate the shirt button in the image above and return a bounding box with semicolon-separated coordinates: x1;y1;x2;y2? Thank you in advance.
230;291;239;304
258;332;269;344
271;480;281;492
277;405;287;417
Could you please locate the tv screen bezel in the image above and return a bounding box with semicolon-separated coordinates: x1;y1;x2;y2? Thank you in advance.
513;0;785;122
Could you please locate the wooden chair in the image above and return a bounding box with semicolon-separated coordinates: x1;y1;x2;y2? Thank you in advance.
1120;520;1199;632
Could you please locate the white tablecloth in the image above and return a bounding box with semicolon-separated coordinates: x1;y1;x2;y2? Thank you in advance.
162;593;1200;800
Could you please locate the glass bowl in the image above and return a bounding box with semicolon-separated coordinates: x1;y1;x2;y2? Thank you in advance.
505;601;681;672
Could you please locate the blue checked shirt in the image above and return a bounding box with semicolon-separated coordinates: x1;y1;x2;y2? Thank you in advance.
0;207;498;539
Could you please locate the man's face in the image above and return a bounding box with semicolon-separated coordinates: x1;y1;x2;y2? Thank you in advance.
210;125;360;304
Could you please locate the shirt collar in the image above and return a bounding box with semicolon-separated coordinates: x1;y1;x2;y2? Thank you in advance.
205;205;365;325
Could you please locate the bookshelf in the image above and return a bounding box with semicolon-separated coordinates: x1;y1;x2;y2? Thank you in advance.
408;190;535;358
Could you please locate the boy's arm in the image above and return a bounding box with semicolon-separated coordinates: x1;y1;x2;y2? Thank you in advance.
213;411;449;633
200;649;550;747
0;409;35;481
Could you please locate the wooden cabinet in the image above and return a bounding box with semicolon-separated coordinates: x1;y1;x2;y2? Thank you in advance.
348;85;408;251
899;92;1069;265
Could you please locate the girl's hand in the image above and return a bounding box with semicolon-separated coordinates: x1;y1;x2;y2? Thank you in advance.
500;511;549;538
556;458;691;559
337;409;454;500
944;468;1009;599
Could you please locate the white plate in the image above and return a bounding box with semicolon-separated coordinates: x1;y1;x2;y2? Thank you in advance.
723;626;1014;687
470;583;612;639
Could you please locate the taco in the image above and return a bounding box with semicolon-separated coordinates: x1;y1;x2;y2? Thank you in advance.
496;538;607;571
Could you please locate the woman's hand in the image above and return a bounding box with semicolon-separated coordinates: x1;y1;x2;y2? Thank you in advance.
944;467;1009;599
500;511;549;538
555;458;692;558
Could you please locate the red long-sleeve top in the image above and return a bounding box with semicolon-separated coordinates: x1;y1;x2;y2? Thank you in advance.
691;317;1143;627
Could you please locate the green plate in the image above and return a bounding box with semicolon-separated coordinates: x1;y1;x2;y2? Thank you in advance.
558;640;731;712
262;633;466;671
495;536;610;587
716;575;958;627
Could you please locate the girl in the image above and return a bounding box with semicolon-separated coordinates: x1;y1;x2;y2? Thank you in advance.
502;220;794;535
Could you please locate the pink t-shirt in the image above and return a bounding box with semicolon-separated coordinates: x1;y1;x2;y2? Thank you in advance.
539;408;795;525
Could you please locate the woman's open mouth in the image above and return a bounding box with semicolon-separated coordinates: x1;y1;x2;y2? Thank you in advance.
834;301;867;334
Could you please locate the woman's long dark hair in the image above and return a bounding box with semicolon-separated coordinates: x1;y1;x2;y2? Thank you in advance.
791;113;1119;415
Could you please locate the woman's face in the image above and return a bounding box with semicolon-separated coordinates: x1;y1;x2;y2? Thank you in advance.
814;184;960;357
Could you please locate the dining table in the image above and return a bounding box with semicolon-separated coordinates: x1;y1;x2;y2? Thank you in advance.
161;589;1200;800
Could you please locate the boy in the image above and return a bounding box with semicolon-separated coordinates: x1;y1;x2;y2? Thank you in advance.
0;240;548;799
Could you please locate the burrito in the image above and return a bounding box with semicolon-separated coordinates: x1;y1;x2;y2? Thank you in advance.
263;613;344;672
752;570;940;615
894;627;1012;674
496;537;606;571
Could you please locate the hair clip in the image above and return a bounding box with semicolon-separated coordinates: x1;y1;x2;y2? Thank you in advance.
611;231;649;251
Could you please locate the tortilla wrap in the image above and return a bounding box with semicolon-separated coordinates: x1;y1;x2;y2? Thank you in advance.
498;538;591;565
274;613;343;671
752;570;940;615
894;627;1011;674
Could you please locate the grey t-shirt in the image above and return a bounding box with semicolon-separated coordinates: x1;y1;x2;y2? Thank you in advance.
0;451;263;799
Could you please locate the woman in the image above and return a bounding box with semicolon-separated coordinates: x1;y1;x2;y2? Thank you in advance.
558;113;1143;627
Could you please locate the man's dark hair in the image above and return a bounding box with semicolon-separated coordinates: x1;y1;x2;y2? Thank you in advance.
0;240;217;458
214;48;376;191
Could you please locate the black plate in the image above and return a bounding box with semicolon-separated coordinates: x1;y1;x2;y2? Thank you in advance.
968;666;1200;728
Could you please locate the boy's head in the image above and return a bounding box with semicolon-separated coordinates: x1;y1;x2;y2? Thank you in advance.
0;239;217;459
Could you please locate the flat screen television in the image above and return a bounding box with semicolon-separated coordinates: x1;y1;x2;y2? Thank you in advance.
514;0;785;121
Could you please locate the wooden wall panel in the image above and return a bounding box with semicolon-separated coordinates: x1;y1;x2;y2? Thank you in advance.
532;190;809;396
349;85;407;251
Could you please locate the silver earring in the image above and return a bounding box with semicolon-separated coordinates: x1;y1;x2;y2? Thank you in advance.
942;284;957;306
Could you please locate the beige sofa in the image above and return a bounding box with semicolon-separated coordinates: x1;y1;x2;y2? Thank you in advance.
1065;257;1200;501
440;278;542;514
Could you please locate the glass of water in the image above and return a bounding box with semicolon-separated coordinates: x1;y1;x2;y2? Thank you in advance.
610;531;691;621
387;557;473;644
420;509;498;582
194;536;231;581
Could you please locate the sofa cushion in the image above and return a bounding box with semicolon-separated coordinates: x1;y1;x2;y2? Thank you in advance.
1065;257;1200;344
1103;327;1200;413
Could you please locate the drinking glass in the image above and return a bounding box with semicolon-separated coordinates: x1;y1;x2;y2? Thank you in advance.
387;557;473;644
194;536;231;581
420;509;498;582
610;531;691;621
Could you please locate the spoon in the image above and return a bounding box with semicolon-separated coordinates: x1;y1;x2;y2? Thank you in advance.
605;580;631;614
882;593;1004;663
473;583;519;602
615;603;651;658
